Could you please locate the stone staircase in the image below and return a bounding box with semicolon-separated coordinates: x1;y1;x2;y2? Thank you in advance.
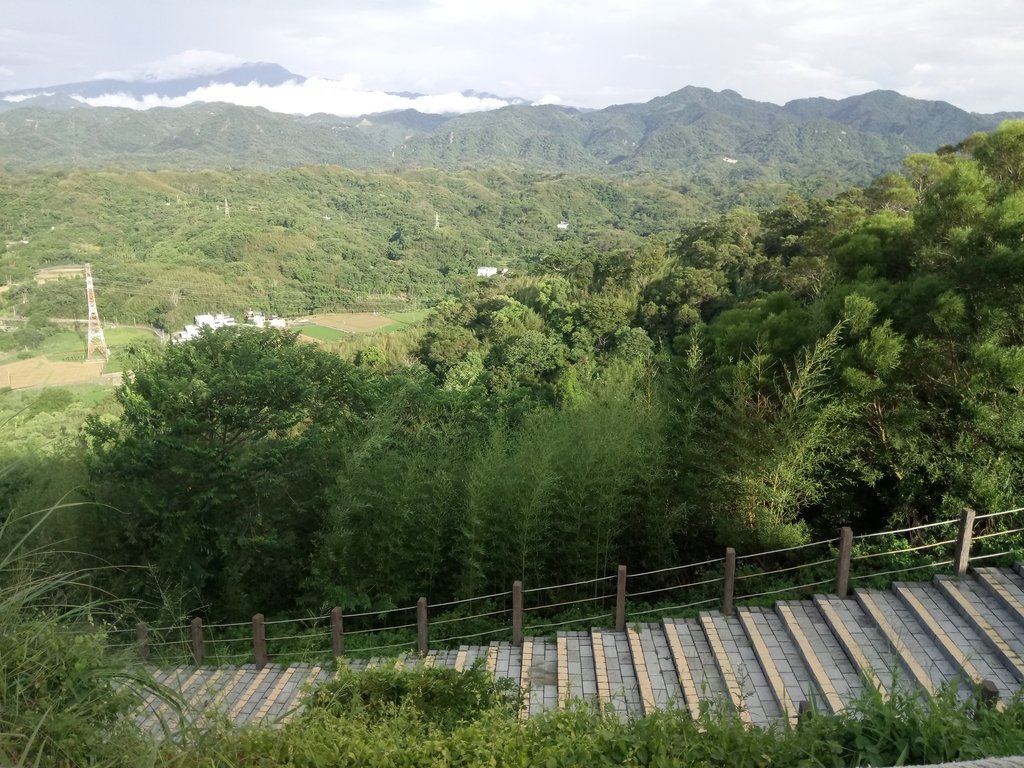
137;564;1024;731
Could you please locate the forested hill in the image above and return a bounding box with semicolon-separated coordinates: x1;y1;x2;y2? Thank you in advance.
1;86;1019;187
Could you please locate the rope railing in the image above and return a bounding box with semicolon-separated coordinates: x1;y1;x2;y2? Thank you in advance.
975;507;1024;520
734;537;838;561
521;593;616;613
522;574;617;593
854;517;959;538
122;504;1021;668
732;556;838;581
734;577;835;602
627;556;726;580
849;538;958;561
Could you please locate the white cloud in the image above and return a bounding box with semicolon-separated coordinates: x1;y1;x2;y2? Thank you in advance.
0;66;13;77
96;50;247;82
2;91;50;102
75;77;513;116
532;93;562;106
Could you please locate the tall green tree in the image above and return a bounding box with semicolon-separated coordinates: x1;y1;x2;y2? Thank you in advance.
84;328;368;617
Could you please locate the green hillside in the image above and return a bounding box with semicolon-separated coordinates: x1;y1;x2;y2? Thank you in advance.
0;166;700;329
1;87;1018;185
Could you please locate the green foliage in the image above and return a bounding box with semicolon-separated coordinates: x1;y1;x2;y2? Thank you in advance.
140;677;1024;767
304;659;520;732
0;506;151;766
84;328;369;617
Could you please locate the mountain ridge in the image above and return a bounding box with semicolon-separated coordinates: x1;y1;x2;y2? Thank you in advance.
1;80;1021;188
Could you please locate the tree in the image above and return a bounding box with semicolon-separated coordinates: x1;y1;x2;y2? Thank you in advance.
84;328;368;617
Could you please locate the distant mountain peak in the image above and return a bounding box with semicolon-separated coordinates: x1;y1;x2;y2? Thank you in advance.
0;61;305;102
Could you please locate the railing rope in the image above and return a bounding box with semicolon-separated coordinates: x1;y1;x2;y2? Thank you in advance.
129;505;1022;665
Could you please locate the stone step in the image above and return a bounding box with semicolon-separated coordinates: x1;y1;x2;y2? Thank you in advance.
592;629;642;720
137;568;1024;730
487;640;523;685
855;588;959;698
522;637;559;717
814;594;899;697
700;611;782;726
627;623;684;714
934;576;1024;683
894;582;1017;703
740;605;828;724
975;567;1024;625
661;617;723;719
557;631;597;705
776;600;863;713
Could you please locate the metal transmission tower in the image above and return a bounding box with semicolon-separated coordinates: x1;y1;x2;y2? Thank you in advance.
84;263;109;361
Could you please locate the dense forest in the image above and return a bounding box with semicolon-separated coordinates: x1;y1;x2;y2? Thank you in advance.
0;166;701;330
3;121;1022;624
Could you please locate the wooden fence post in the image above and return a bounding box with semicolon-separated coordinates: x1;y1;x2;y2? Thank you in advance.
723;548;737;615
190;617;204;665
136;622;150;663
417;597;428;654
615;565;627;630
252;613;268;669
512;581;523;648
836;527;854;597
954;507;977;577
331;607;345;658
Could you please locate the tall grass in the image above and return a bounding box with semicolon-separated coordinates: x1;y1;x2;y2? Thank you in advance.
0;501;154;766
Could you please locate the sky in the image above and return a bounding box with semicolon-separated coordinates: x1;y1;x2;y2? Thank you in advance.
1;0;1023;116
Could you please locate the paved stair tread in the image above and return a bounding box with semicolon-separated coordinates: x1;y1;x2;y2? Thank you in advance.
135;568;1024;730
228;666;277;723
975;568;1024;625
935;576;1024;682
488;641;523;684
598;630;643;719
524;637;559;716
702;612;782;726
856;589;961;697
814;595;904;695
214;665;261;717
665;617;729;709
430;649;458;669
454;644;485;672
631;623;684;713
895;582;1020;697
559;631;598;703
740;606;819;719
776;600;864;711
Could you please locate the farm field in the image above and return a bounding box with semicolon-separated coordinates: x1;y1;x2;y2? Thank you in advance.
0;326;158;389
296;310;431;341
0;357;109;389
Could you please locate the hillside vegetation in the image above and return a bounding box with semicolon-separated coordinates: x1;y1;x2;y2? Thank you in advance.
0;167;696;330
2;121;1019;624
1;87;1019;183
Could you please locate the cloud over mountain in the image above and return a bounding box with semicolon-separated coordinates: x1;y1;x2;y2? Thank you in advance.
0;52;528;116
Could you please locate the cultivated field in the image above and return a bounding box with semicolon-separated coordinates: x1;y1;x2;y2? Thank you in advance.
0;358;112;389
299;313;395;333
